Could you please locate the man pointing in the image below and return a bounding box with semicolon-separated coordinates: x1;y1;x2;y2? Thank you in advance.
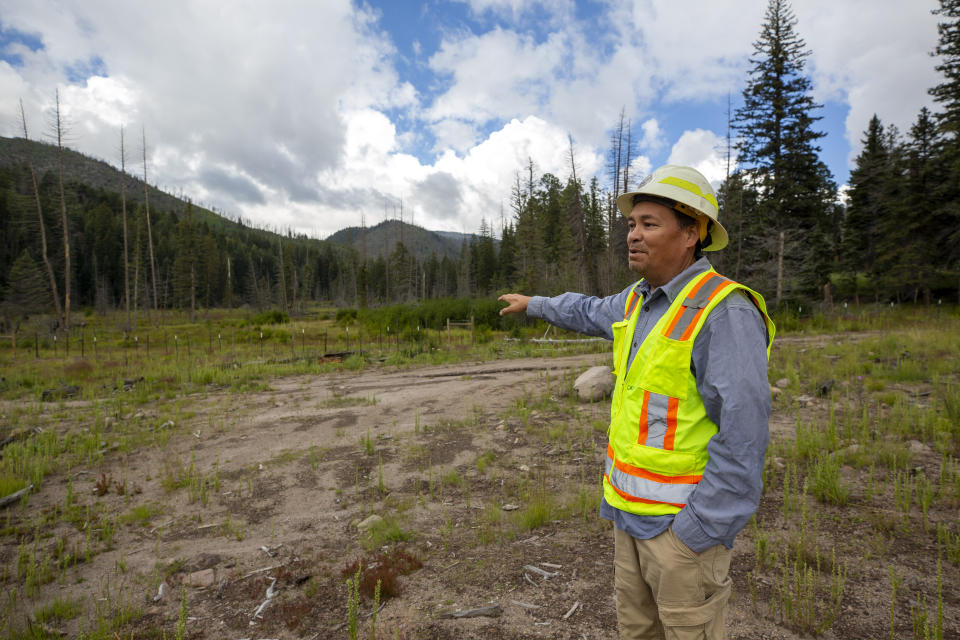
499;164;774;640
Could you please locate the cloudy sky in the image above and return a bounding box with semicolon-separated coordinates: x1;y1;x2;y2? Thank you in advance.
0;0;942;239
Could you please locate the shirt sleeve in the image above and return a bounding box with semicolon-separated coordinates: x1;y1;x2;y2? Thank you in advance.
526;286;633;340
671;291;771;552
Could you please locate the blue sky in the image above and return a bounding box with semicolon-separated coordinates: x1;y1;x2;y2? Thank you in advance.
0;0;941;238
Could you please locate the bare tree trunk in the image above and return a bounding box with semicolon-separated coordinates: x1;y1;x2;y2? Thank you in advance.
622;120;633;194
292;267;298;312
142;127;159;319
609;111;624;273
735;187;743;281
53;90;72;329
133;216;141;329
278;240;288;310
120;125;131;329
19;99;64;327
776;230;784;307
190;262;196;324
226;255;232;309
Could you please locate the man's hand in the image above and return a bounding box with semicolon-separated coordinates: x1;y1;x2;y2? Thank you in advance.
498;294;531;316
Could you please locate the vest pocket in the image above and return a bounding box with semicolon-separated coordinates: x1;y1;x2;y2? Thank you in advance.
619;442;699;477
637;333;693;400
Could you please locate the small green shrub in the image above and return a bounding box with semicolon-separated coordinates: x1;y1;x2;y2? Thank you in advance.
250;309;290;325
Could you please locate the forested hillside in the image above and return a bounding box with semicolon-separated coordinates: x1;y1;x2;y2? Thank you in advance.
328;219;476;261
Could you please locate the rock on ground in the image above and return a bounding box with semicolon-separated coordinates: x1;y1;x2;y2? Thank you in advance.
574;366;614;402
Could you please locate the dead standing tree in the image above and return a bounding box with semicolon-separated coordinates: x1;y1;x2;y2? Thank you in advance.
19;98;64;328
120;125;131;329
142;127;159;320
50;89;72;329
607;109;631;280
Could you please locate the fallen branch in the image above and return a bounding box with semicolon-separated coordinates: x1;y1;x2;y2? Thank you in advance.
251;597;271;619
523;564;557;579
251;579;277;620
149;520;173;534
436;603;502;619
240;564;282;580
0;429;35;451
0;484;33;509
562;601;581;620
510;600;540;610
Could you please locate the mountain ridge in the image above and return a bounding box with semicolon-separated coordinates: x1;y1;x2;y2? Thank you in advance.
0;136;480;262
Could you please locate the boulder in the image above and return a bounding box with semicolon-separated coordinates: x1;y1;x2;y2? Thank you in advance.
573;366;614;402
184;568;215;588
357;514;383;532
908;440;930;455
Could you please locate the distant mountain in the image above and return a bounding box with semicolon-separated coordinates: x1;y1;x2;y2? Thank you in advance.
327;219;481;261
0;136;483;264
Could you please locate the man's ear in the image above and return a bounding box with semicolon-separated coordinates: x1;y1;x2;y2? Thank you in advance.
682;219;700;249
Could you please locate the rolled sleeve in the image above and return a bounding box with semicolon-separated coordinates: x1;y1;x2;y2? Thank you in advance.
671;292;771;552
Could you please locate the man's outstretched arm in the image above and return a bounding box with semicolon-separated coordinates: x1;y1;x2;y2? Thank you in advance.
497;287;633;339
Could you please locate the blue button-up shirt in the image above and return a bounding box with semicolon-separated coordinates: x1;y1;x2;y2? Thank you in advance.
526;258;771;552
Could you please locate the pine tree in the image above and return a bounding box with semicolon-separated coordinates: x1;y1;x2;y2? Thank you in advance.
734;0;837;303
717;171;760;283
841;115;889;300
1;250;52;322
931;0;960;142
875;111;944;303
929;0;960;285
172;202;199;321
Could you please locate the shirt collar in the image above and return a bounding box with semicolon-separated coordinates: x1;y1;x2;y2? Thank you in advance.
637;257;712;303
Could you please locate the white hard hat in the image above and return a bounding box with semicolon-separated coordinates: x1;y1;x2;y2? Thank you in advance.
616;164;728;251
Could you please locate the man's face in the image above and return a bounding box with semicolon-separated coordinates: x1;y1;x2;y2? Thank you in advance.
626;200;699;287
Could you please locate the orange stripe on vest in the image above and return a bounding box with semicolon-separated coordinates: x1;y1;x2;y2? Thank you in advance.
607;444;703;484
637;390;650;445
663;396;679;450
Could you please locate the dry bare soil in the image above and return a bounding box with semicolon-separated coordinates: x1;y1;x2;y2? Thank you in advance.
3;343;958;639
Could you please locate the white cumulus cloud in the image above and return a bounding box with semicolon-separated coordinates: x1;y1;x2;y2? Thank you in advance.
667;129;727;186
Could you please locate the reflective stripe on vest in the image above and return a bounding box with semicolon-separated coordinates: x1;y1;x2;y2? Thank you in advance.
604;445;698;508
624;285;641;320
662;272;736;341
637;390;679;449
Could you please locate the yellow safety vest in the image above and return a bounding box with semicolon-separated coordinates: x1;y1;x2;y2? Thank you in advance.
604;269;774;516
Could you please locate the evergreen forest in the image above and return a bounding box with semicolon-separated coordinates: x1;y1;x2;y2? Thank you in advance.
2;0;959;333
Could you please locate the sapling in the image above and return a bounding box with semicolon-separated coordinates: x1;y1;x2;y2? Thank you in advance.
890;565;903;640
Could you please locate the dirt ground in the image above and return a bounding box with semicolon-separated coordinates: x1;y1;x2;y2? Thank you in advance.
3;344;959;639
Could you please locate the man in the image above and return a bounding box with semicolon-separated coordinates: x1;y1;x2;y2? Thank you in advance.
498;164;774;640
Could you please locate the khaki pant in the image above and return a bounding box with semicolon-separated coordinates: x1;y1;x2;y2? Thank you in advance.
614;525;732;640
